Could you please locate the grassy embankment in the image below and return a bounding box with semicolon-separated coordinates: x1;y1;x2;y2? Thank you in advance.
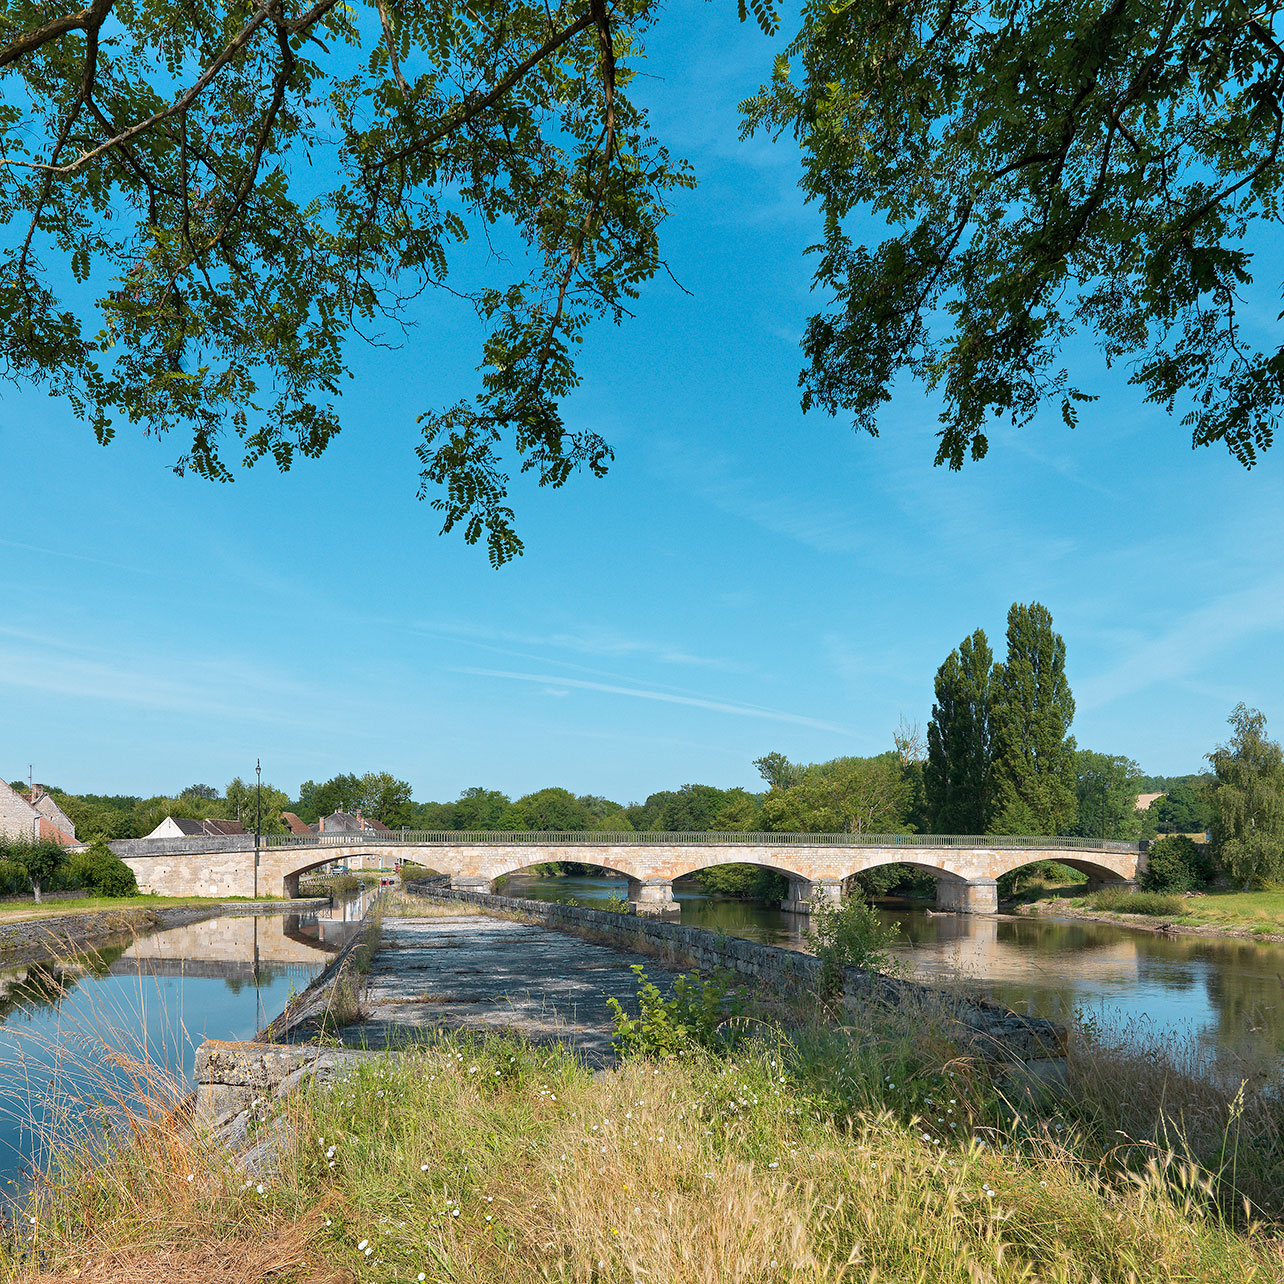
0;895;288;927
6;919;1284;1283
1010;883;1284;933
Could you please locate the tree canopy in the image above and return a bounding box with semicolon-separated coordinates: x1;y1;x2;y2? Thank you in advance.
743;0;1284;469
5;0;1280;564
1207;703;1284;889
0;0;719;564
989;603;1077;835
924;628;993;833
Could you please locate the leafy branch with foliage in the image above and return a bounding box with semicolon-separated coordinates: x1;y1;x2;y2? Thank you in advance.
607;962;746;1057
742;0;1284;469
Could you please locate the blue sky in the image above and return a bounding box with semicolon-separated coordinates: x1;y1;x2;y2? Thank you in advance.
2;2;1282;804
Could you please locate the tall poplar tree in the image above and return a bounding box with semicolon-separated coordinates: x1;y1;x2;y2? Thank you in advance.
989;603;1077;836
924;629;993;833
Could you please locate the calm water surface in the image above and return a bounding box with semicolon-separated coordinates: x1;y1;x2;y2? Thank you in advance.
0;894;371;1190
502;872;1284;1069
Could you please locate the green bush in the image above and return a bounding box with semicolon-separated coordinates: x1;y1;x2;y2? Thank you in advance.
63;842;138;897
1140;835;1212;893
808;893;902;999
687;863;789;901
1086;887;1181;916
0;859;29;895
397;863;440;887
607;964;744;1057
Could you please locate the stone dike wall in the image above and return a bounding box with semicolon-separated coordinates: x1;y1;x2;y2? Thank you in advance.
192;897;382;1156
408;882;1066;1064
0;898;330;965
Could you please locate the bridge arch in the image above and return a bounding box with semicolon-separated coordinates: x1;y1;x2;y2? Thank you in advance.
114;832;1142;913
490;855;646;901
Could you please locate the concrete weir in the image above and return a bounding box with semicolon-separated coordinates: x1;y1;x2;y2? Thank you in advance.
191;889;1068;1165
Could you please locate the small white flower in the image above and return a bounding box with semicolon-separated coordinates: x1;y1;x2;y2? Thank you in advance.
357;1240;369;1250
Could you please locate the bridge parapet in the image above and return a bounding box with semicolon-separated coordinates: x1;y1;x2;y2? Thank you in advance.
112;831;1143;910
112;830;1143;857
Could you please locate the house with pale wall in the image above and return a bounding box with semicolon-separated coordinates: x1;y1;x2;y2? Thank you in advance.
0;779;78;845
144;816;246;839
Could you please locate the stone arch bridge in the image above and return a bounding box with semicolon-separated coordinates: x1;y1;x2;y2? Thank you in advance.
110;831;1144;916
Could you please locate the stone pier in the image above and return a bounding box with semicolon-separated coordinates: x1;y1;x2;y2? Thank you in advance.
628;876;680;920
781;876;842;913
935;877;998;915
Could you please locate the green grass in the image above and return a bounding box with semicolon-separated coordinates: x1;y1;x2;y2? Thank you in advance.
1085;888;1182;916
10;943;1284;1284
1166;890;1284;933
0;893;287;925
1014;886;1284;934
9;1024;1283;1284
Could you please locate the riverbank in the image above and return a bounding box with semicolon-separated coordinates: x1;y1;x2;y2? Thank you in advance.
1007;889;1284;943
0;897;331;966
7;895;1284;1282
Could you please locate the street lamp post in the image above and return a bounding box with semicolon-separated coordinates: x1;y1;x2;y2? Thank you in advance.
254;757;261;900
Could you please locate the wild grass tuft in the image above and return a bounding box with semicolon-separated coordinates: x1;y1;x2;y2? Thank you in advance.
8;1026;1283;1284
1085;887;1182;916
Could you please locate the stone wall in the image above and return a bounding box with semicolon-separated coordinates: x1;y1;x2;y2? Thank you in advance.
408;882;1066;1064
0;779;39;842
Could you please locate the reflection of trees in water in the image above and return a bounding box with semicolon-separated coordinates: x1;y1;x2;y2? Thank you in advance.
1197;955;1284;1058
0;944;127;1023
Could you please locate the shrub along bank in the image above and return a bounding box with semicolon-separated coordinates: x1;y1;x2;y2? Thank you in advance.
0;839;136;901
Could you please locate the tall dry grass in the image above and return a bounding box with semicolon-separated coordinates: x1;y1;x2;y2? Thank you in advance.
1067;1011;1284;1224
6;1012;1283;1284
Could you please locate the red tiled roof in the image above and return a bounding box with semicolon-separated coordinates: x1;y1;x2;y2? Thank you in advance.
282;812;316;836
37;817;78;847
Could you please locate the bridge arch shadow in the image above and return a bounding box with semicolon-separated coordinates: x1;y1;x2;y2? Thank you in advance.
846;859;967;895
492;857;643;900
994;854;1129;902
676;859;801;907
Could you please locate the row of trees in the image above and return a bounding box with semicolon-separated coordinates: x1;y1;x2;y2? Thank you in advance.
925;602;1078;836
0;840;137;901
26;770;420;842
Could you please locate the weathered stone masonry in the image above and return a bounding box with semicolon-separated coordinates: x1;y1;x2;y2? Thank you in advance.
114;834;1143;917
407;883;1067;1066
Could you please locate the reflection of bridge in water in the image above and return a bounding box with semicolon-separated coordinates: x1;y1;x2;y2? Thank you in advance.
111;832;1145;915
0;899;372;1014
116;898;372;976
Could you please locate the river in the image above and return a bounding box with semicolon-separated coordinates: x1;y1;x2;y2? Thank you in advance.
4;876;1281;1191
0;894;372;1192
501;871;1284;1072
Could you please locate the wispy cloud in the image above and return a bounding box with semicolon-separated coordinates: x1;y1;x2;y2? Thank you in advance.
0;626;352;728
405;618;750;673
1076;573;1284;710
0;537;156;576
457;667;851;735
653;437;869;555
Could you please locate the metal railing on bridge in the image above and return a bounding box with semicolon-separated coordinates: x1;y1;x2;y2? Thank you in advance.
261;830;1140;853
111;830;1141;857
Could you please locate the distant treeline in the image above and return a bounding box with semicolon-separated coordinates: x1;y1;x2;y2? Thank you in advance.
21;600;1283;896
